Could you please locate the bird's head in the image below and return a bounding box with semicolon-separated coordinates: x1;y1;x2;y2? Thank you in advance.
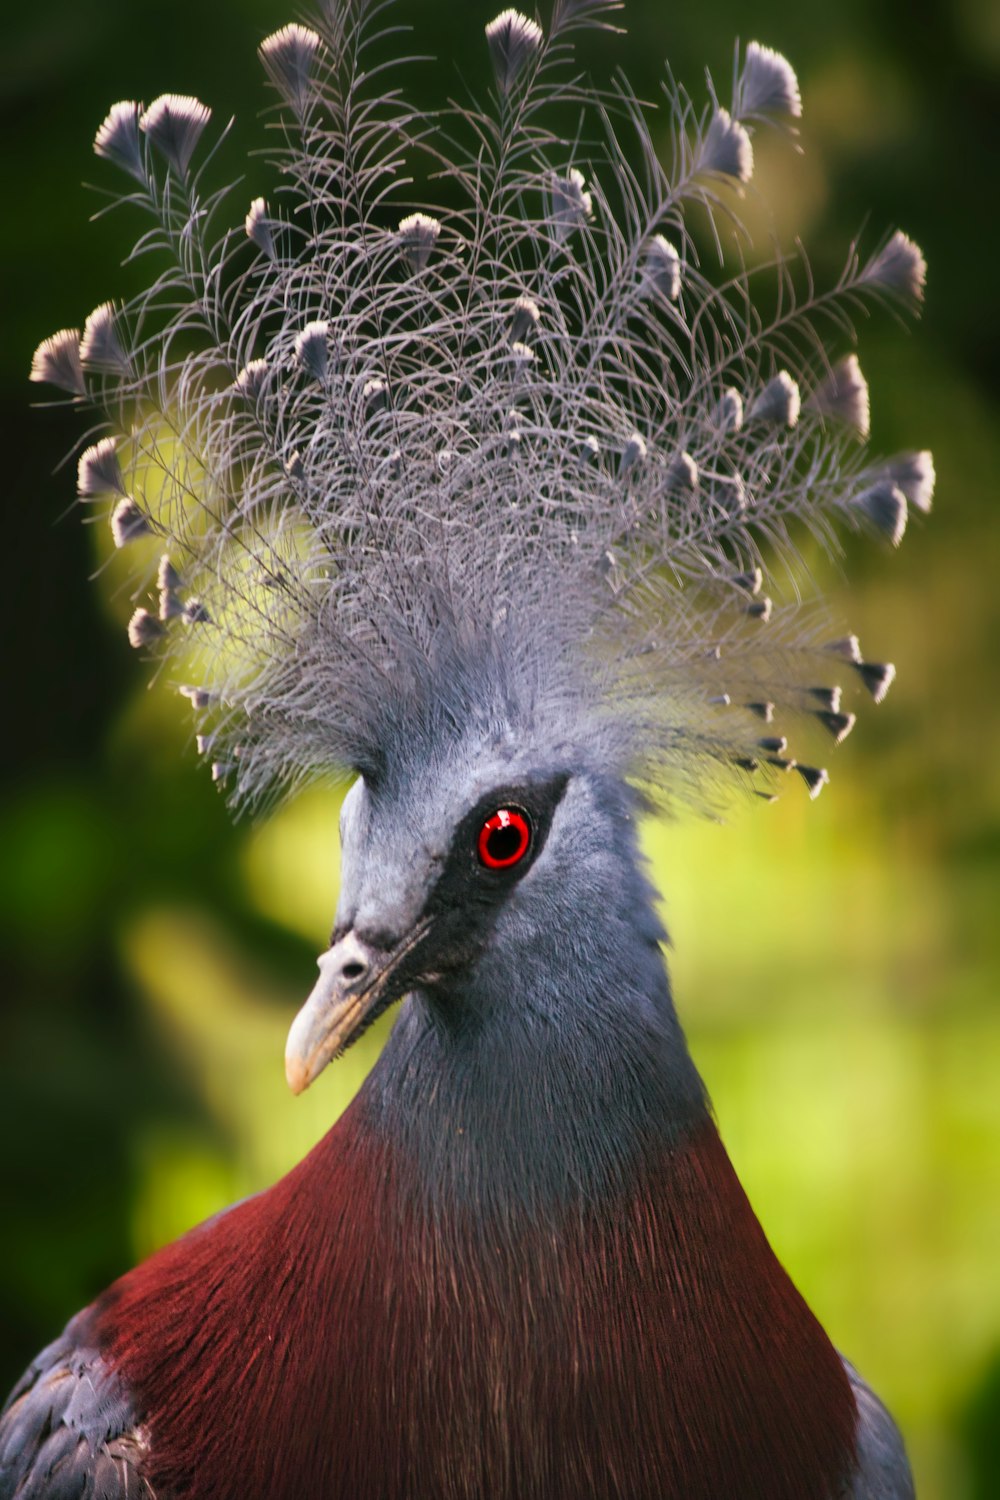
283;721;662;1096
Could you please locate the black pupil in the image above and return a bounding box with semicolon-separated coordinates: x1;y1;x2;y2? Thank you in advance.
487;822;523;862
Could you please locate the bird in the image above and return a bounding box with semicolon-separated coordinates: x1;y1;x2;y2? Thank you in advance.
2;2;932;1496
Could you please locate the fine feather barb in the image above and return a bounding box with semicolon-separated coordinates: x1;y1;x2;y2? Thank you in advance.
32;0;930;812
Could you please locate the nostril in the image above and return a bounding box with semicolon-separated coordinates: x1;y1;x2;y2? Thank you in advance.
341;961;367;982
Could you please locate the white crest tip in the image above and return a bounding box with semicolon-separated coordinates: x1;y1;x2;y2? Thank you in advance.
815;710;856;743
179;685;216;710
855;481;908;547
110;498;153;547
643;236;681;300
156;555;183;618
546;168;592;239
797;764;829;799
738;43;802;120
716;387;744;433
862;231;926;305
77;438;124;497
510;295;541;343
747;596;773;622
140;94;211;176
809;686;843;714
747;701;775;723
887;450;935;514
825;635;862;663
245;198;276;258
485;10;543;92
732;567;762;596
619;432;647;478
700;109;754;185
667;451;698;491
127;608;166;649
30;329;85;394
234;359;269;400
259;24;322;113
294;321;330;381
80;302;130;375
94;101;146;182
362;377;388;413
397;213;442;272
750;370;800;428
854;660;896;703
811;354;870;439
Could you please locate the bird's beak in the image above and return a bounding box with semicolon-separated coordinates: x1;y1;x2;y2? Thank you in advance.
284;925;427;1095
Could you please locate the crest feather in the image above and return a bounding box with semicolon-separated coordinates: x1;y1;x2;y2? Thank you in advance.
39;0;929;813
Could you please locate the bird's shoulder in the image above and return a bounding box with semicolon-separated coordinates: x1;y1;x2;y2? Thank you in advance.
841;1357;915;1500
0;1312;153;1500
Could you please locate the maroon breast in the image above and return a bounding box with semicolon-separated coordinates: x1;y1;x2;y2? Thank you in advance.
92;1105;857;1500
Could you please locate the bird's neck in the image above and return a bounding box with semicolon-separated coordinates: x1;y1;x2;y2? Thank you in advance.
361;846;708;1222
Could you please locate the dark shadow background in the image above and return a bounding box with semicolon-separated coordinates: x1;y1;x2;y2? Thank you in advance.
1;2;998;1495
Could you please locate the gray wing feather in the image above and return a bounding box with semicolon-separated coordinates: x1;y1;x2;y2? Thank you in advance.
842;1357;916;1499
0;1314;153;1500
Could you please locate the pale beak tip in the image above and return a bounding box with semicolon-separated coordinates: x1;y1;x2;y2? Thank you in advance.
285;1051;310;1096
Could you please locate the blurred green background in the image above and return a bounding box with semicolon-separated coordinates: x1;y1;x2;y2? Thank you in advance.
1;0;998;1495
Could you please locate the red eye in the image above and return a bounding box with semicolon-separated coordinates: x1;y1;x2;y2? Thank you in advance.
477;807;532;869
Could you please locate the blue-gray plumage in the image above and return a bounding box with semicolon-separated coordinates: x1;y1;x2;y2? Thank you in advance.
7;2;929;1495
0;1319;150;1499
846;1363;917;1499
